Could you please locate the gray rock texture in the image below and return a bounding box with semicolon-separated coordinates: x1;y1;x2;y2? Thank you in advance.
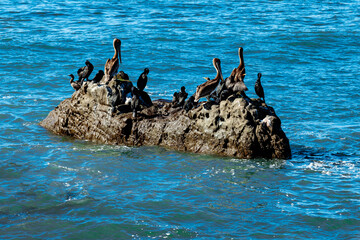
40;81;291;159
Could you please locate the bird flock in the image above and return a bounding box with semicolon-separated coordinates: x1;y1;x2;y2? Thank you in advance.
68;38;266;116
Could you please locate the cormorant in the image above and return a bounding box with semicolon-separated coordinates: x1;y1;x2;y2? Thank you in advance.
89;70;104;83
184;95;195;112
131;86;140;117
77;60;94;82
69;74;82;91
137;68;149;91
255;73;265;102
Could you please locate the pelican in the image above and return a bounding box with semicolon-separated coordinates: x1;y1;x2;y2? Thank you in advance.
226;47;248;93
194;58;223;103
137;68;149;91
69;74;82;91
77;60;94;82
255;73;265;102
104;38;121;82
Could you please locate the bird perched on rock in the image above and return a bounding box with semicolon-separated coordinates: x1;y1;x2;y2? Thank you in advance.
138;90;153;107
104;38;121;83
137;68;149;91
225;47;248;93
89;70;104;83
69;74;82;91
77;60;94;82
172;86;188;107
131;86;140;117
184;95;195;112
255;73;265;102
115;71;133;104
117;71;129;81
194;58;223;103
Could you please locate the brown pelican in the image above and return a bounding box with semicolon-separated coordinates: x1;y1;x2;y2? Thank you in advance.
226;47;248;93
77;60;94;82
194;58;224;103
89;70;104;83
137;68;149;91
255;73;265;102
104;38;121;82
69;74;82;91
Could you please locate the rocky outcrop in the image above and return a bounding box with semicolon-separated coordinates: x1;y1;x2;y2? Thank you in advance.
40;80;291;159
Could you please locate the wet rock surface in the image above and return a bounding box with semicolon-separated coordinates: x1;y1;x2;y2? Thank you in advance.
40;81;291;159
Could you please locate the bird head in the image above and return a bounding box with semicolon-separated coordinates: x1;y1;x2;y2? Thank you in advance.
114;38;122;63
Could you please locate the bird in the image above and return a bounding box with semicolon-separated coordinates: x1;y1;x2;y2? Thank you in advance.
77;60;94;82
69;74;82;91
172;91;179;105
104;38;121;83
184;95;195;112
194;58;224;103
138;90;153;107
177;86;188;107
131;86;140;117
88;70;104;83
172;86;188;107
225;47;248;93
255;73;265;102
137;68;149;91
117;71;129;81
116;71;133;104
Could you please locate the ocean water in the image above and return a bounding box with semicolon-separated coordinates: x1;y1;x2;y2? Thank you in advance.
1;0;359;239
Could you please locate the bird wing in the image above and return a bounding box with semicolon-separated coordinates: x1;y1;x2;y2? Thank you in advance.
195;79;218;101
77;66;85;76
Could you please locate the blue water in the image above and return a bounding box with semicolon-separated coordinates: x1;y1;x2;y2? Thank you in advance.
1;0;360;239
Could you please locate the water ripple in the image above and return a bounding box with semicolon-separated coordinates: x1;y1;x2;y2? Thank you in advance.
0;0;360;239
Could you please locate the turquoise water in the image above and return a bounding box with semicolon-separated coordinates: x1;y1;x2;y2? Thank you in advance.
1;0;360;239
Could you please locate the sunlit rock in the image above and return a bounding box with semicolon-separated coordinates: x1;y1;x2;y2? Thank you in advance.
40;79;291;159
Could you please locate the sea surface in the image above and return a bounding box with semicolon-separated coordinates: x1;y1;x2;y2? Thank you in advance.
0;0;359;239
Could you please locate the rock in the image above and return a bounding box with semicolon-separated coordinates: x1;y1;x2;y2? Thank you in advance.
40;80;291;159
